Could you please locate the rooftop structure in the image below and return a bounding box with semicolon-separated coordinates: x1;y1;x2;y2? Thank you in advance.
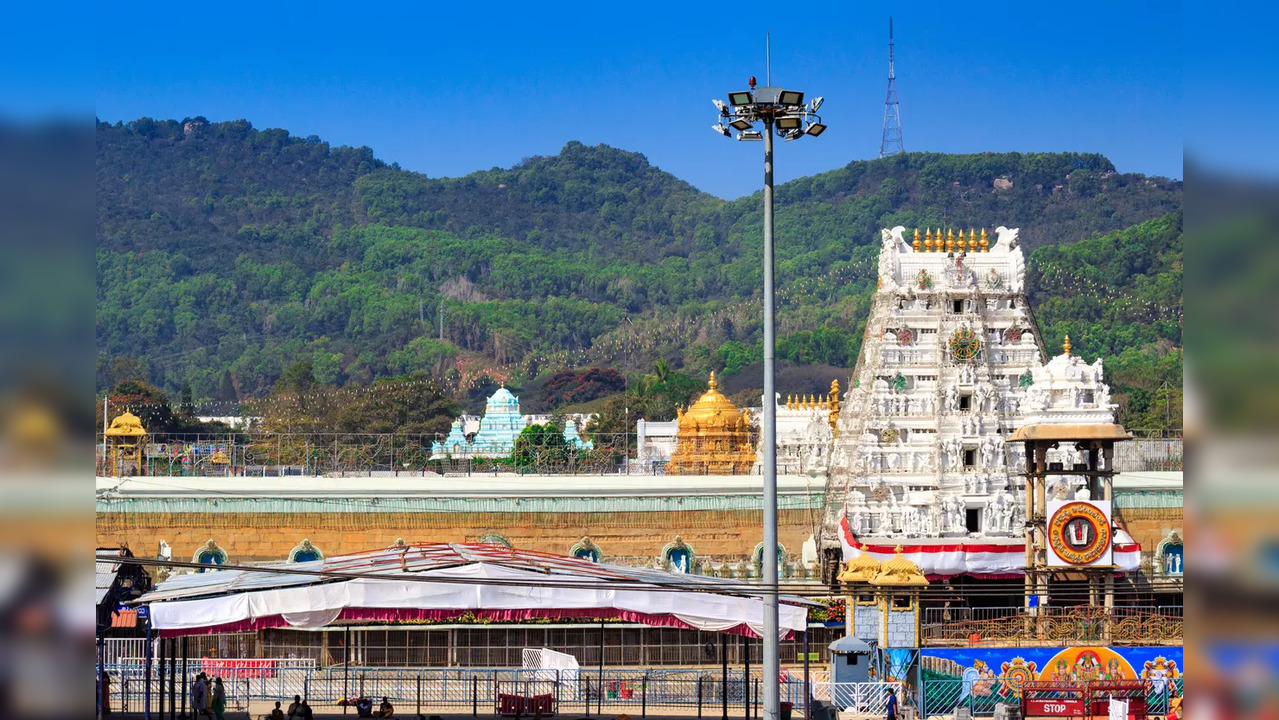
668;373;756;475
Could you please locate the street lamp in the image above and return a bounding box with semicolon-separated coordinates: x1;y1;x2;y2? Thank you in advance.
711;75;825;720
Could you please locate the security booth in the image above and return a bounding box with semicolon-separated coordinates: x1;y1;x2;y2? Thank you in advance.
828;635;873;683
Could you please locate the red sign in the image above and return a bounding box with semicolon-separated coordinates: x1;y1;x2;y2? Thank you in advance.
1025;698;1085;716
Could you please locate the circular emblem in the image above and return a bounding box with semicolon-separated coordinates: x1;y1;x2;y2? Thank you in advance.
1004;326;1024;344
897;328;915;346
1048;502;1112;564
949;326;983;361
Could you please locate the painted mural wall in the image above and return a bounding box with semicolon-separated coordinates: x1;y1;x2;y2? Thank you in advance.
922;646;1182;701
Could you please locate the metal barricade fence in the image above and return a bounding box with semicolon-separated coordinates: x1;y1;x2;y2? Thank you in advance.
920;677;1183;718
105;664;814;715
811;681;903;716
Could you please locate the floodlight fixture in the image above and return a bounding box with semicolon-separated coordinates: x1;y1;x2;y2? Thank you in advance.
778;89;804;106
730;118;754;131
712;124;731;137
737;130;763;141
712;99;729;115
728;91;754;107
775;115;802;131
805;122;827;137
809;96;824;113
783;129;804;142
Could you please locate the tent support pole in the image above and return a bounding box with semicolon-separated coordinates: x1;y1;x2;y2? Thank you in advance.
721;635;728;720
343;626;350;715
598;619;605;716
158;633;166;720
803;630;810;720
743;635;750;720
180;637;188;719
144;627;153;720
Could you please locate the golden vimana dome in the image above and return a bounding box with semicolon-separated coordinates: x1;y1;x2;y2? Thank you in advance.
667;372;756;475
676;372;749;431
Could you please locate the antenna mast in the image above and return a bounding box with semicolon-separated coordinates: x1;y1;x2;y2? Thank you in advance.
880;17;905;157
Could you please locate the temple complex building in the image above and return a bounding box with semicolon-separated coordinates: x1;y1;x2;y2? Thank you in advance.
821;226;1145;580
666;372;756;475
431;386;592;457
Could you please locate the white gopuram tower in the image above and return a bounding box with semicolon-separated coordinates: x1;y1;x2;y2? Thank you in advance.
821;226;1118;579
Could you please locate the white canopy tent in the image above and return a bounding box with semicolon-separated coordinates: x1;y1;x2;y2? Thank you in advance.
137;542;812;639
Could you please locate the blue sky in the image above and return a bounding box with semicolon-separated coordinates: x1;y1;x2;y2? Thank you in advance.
18;2;1191;198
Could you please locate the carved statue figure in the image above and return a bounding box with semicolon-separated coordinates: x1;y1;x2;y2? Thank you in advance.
980;437;996;469
975;384;990;412
946;384;959;412
878;228;904;292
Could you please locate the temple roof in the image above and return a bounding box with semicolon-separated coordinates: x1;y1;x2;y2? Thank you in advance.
869;546;928;587
1009;423;1132;442
105;411;147;437
837;548;882;584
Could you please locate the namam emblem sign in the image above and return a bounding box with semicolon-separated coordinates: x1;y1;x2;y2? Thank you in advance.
1047;501;1112;566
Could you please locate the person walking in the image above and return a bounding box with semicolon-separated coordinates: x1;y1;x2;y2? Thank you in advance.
211;677;226;720
191;673;209;718
885;687;898;720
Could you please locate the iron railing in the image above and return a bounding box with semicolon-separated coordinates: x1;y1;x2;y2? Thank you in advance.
922;606;1183;647
103;665;815;717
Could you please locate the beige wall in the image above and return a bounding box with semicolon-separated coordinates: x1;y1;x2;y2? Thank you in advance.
96;509;819;565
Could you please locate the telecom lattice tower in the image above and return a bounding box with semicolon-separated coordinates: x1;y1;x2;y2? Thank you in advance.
880;17;904;158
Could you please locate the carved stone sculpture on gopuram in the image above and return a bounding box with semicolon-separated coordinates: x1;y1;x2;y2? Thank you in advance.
820;226;1121;574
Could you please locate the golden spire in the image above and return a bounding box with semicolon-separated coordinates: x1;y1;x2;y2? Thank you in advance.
828;379;841;439
912;228;921;252
980;228;989;252
924;228;933;252
708;371;718;390
946;228;955;253
1063;335;1072;355
969;229;977;252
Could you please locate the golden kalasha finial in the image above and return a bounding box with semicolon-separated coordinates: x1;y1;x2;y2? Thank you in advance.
807;394;815;409
913;228;921;252
708;371;717;389
980;228;989;252
1063;335;1072;355
969;229;977;252
946;228;955;253
937;229;944;252
924;228;933;252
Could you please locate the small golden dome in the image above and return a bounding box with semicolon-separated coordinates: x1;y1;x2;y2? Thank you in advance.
105;411;148;437
838;548;882;584
870;545;929;586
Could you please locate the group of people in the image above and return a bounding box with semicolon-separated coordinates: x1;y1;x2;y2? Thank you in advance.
188;672;226;719
353;695;395;717
266;695;314;718
264;693;391;718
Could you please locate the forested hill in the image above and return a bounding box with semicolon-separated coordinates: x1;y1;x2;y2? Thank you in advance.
96;117;1182;412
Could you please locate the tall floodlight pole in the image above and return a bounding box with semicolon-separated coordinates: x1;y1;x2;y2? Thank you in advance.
712;78;826;720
